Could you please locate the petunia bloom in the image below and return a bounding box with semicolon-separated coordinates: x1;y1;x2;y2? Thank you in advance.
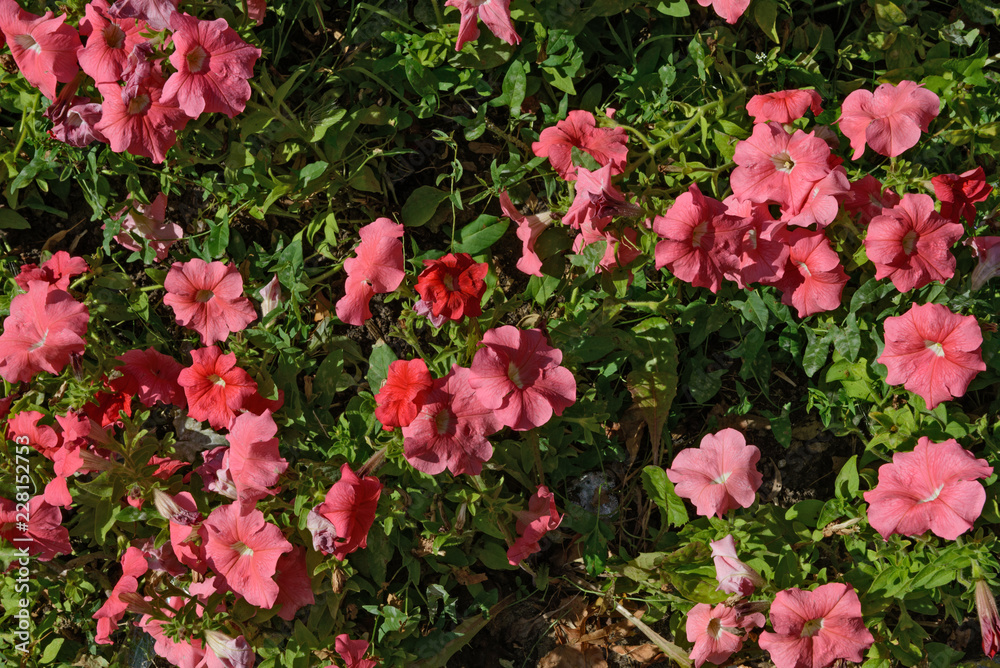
838;80;940;159
402;365;500;476
766;228;849;319
177;346;258;430
334;635;377;668
687;603;765;668
308;463;382;561
15;250;88;291
976;580;1000;659
710;535;764;597
932;167;993;226
758;583;874;668
7;411;60;459
164;259;257;346
877;302;985;409
0;281;89;384
95;77;190;163
45;95;105;147
863;437;992;540
78;0;148;84
531;110;628;182
445;0;520;51
666;428;762;519
468;326;577;431
507;486;563;565
203;502;293;609
498;192;552;277
227;410;288;505
696;0;751;24
162;13;261;119
203;630;254;668
966;236;1000;291
864;193;964;293
116;347;186;408
375;359;433;430
272;546;315;621
0;3;81;100
746;89;823;124
336;218;405;326
415;253;488;321
110;193;184;262
731;122;832;209
844;175;901;226
0;495;72;561
107;0;178;31
93;546;149;644
562;164;640;231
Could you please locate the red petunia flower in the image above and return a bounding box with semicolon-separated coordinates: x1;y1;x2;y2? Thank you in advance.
227;410;288;505
15;250;88;291
562;164;639;231
780;166;851;229
839;80;940;159
0;281;89;384
758;583;874;668
766;228;849;319
0;495;72;561
203;502;293;609
499;192;551;277
687;603;764;668
307;463;382;561
731;123;832;209
746;89;823;124
863;437;992;540
469;326;577;431
177;346;258;430
272;546;315;621
507;486;563;565
415;253;489;321
844;175;901;226
374;359;433;430
0;3;81;100
162;13;261;119
932;167;993;226
78;0;148;84
445;0;520;51
666;429;762;519
531;110;629;182
336;218;405;326
116;347;186;408
164;259;257;346
877;302;985;409
864;193;964;293
724;196;787;288
402;365;500;475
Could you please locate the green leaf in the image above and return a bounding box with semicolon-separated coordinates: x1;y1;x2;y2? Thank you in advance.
835;455;859;500
502;60;527;115
803;329;831;377
0;208;29;229
299;161;329;187
453;215;509;254
641;466;688;527
626;319;679;457
40;637;64;664
402;186;450;228
655;0;690;16
206;222;230;259
689;363;725;403
832;313;861;362
754;0;780;44
925;643;963;668
367;343;397;392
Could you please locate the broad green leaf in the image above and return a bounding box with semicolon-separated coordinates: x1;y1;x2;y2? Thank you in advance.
0;208;29;229
402;186;450;228
502;60;527;114
454;215;509;254
641;466;688;527
754;0;780;43
835;455;859;500
803;329;831;377
367;343;397;392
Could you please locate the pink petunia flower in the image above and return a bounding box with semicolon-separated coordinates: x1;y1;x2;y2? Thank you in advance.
966;236;1000;291
45;94;106;147
107;0;178;31
746;89;823;124
653;185;744;293
838;80;940;159
203;630;254;668
227;410;288;505
469;326;577;431
93;546;149;644
932;167;993;226
877;302;985;409
162;13;261;119
334;635;377;668
308;463;382;561
498;192;551;277
710;535;764;597
272;546;315;621
766;228;849;319
445;0;520;51
0;281;89;384
976;580;1000;659
8;410;60;459
375;359;434;430
402;365;500;475
203;502;293;609
177;346;258;430
116;347;186;408
137;596;207;668
562;164;639;231
78;0;148;84
336;218;405;326
724;197;787;288
758;583;874;668
0;3;81;100
844;175;901;226
109;193;183;262
164;259;257;346
15;250;88;291
863;437;992;540
415;253;488;321
780;167;851;229
665;428;762;519
95;77;190;163
731;122;832;209
0;495;72;561
864;193;964;293
531;110;629;182
507;485;563;565
687;603;764;668
258;274;283;320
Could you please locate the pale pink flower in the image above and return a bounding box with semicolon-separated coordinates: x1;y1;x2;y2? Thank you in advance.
839;80;940;159
710;535;764;596
110;193;183;261
666;429;762;518
687;603;764;668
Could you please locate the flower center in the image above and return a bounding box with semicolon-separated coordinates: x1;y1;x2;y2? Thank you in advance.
706;618;722;639
443;273;455;291
711;471;732;485
924;340;945;357
103;24;126;49
918;483;945;503
771;151;795;173
208;374;227;387
195;289;214;303
507;361;524;389
186;45;210;74
691;221;709;249
30;328;49;352
434;408;455;435
745;228;758;250
901;230;919;255
232;541;254;556
126;93;151;115
797;261;811;277
800;618;824;637
13;34;41;54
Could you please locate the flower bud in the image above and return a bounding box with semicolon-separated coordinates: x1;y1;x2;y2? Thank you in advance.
204;629;254;668
152;489;199;526
258;274;283;321
975;579;1000;659
710;535;765;597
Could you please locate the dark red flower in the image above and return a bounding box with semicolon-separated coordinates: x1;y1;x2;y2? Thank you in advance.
415;253;488;321
932;167;993;226
15;250;88;291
